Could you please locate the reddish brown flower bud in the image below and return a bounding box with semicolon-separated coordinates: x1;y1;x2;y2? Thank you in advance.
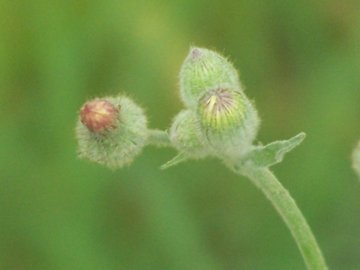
80;99;119;133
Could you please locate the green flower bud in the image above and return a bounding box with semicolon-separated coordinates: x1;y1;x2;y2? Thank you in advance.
76;96;148;169
197;86;259;158
198;87;245;132
169;110;211;159
352;141;360;178
180;47;241;108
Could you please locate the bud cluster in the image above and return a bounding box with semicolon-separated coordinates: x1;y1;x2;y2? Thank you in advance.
76;47;260;169
169;47;259;161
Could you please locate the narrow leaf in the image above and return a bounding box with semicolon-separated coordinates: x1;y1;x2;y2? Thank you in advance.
161;153;188;170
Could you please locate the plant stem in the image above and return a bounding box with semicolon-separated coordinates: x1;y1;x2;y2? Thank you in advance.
147;129;171;147
233;165;327;270
149;128;327;269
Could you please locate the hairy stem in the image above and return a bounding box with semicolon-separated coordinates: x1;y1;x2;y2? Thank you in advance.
147;129;172;147
233;165;327;270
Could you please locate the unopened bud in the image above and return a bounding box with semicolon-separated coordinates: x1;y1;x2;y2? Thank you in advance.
197;86;259;158
76;96;148;169
80;99;119;133
169;110;211;159
198;87;245;132
180;47;241;108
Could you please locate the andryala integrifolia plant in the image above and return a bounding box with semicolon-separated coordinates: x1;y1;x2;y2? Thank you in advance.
76;47;328;269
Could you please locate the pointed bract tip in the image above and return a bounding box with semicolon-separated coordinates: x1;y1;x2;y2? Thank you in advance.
189;47;203;60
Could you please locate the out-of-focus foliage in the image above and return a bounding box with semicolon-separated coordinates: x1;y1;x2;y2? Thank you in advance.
1;0;360;269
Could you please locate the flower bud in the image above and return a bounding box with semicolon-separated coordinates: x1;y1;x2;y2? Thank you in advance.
180;47;241;108
198;87;244;132
352;141;360;178
169;110;211;159
80;99;118;133
76;96;148;169
197;86;259;158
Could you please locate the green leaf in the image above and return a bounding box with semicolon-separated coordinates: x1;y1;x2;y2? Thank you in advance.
352;141;360;178
161;153;188;170
242;132;306;168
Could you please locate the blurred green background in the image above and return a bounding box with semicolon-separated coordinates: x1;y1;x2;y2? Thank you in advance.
1;0;360;269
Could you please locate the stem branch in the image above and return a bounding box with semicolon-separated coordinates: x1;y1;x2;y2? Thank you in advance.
147;129;172;147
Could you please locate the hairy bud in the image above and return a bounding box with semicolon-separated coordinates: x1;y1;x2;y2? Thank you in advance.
180;47;241;108
76;96;148;169
197;86;259;158
178;47;260;159
198;87;245;132
169;110;211;159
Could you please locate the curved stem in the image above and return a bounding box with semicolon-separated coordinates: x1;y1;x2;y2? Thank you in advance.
233;165;327;270
147;128;328;268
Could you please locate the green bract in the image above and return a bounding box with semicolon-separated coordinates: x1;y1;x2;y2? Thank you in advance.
76;96;148;169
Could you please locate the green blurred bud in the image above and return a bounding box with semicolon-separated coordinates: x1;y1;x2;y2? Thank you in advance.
180;47;241;108
76;96;148;169
197;86;259;158
169;110;211;159
352;141;360;178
